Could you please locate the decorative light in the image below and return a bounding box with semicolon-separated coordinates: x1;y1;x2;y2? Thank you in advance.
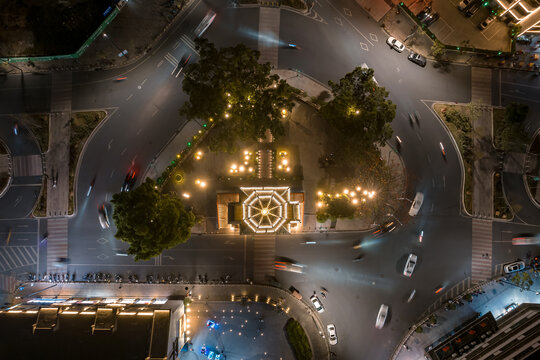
317;191;323;196
343;189;349;194
244;155;250;160
355;110;360;114
195;179;201;184
317;202;324;208
200;181;207;188
352;198;358;205
278;165;282;170
224;113;230;118
282;159;288;165
350;191;356;197
227;104;232;108
248;167;253;172
232;164;237;170
286;167;290;172
239;166;245;172
182;193;190;198
356;186;361;191
363;190;368;195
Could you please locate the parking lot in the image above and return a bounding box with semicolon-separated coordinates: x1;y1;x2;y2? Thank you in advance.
183;301;295;360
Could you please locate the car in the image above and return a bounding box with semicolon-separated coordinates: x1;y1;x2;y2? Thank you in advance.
478;15;496;30
172;54;191;77
434;284;445;294
386;37;405;53
408;192;424;216
194;10;216;38
206;319;218;329
375;304;388;329
372;220;396;237
504;303;517;315
422;12;439;27
207;351;215;360
98;203;111;229
465;2;480;17
503;260;525;274
457;0;474;11
310;295;324;313
121;167;137;192
327;324;338;345
274;260;305;274
416;6;432;22
403;253;418;277
511;235;540;245
408;52;427;67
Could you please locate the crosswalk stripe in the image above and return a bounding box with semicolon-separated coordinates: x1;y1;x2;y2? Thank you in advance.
180;34;199;55
47;218;69;273
253;235;276;282
164;53;178;66
0;246;37;271
471;219;493;284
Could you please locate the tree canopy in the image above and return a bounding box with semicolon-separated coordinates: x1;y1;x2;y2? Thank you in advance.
320;66;395;160
180;38;297;152
111;178;195;261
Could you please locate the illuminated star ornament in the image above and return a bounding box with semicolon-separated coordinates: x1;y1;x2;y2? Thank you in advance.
241;187;300;234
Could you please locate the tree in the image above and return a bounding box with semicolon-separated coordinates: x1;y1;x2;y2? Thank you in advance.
511;271;534;291
319;66;395;160
505;103;528;123
317;196;357;221
431;39;446;57
180;38;297;152
111;178;196;261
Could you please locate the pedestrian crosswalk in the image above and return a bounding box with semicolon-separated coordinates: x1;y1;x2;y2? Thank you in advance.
471;219;493;284
51;72;72;112
0;274;18;293
471;67;492;105
258;7;280;68
11;155;42;177
253;235;276;283
0;246;37;272
47;218;68;273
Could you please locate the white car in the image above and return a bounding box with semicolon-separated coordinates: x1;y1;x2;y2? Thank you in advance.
503;261;525;274
327;324;338;345
403;253;418;277
408;192;424;216
376;304;388;329
386;37;405;53
310;295;324;313
98;203;111;229
457;0;473;11
274;261;305;274
194;10;216;37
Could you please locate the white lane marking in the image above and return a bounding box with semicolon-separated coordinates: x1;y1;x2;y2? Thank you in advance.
140;78;147;86
157;60;163;67
427;154;431;164
432;178;436;188
126;94;133;101
152;109;159;117
110;169;115;178
164;53;178;66
416;132;422;141
180;34;199;54
17;224;29;228
431;203;434;212
136;128;142;136
174;40;181;49
121;148;127;156
443;175;446;188
325;0;373;46
108;139;114;150
335;17;343;26
343;8;351;16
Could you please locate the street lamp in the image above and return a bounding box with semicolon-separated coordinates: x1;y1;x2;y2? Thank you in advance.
102;33;129;59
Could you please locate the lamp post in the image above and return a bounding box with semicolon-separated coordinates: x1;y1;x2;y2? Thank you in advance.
102;33;129;59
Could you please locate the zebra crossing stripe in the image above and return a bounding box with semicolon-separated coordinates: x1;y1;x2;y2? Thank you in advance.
164;53;178;66
471;219;493;283
47;219;69;273
0;274;18;293
253;235;276;282
180;34;199;55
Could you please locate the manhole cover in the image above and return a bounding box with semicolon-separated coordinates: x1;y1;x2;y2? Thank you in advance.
97;237;109;245
97;254;109;261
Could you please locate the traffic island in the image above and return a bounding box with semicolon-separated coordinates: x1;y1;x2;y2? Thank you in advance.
0;140;10;196
285;318;313;360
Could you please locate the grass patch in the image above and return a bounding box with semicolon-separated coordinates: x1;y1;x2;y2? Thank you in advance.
33;180;47;217
284;318;312;360
30;114;50;153
69;111;107;214
493;106;528;152
493;172;512;219
434;103;473;214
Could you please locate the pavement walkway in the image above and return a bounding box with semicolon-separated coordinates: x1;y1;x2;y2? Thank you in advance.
393;272;540;360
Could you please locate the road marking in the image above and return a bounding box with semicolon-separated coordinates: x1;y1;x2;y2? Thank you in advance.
431;203;434;212
164;53;178;66
126;94;133;101
343;8;351;16
152;109;159;117
17;225;28;228
110;169;115;178
140;78;147;87
107;139;113;150
443;175;446;188
325;0;373;46
370;33;378;42
416;132;422;141
136;128;142;136
427;154;431;164
335;17;342;26
157;60;163;67
174;40;181;49
14;196;22;207
120;148;127;156
432;178;436;188
359;42;369;51
180;35;199;55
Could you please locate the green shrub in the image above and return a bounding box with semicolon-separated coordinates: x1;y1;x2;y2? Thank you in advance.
285;318;312;360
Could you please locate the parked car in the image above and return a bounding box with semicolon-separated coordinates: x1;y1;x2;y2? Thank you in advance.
310;295;325;313
416;6;432;22
503;260;525;274
403;253;418;277
274;260;305;274
375;304;389;329
408;192;424;216
422;12;440;27
478;15;496;30
465;2;481;17
98;203;111;229
386;37;405;53
408;52;427;67
327;324;338;345
457;0;474;11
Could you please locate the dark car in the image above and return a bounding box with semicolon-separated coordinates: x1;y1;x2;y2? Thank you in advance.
416;6;432;22
465;2;480;17
172;54;192;78
121;167;137;192
422;12;439;27
408;52;427;67
372;221;396;237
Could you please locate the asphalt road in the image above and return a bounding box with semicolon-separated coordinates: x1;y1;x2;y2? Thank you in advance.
0;0;540;359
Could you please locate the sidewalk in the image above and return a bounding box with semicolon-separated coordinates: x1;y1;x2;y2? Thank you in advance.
393;273;540;360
